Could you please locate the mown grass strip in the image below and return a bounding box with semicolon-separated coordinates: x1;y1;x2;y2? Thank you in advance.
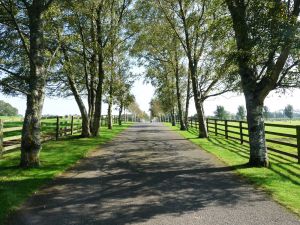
0;123;131;224
165;123;300;217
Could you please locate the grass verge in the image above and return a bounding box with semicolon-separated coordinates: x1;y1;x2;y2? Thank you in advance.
165;123;300;217
0;123;131;224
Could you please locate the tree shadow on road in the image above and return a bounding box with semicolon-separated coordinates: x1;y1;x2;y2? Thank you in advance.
7;135;268;225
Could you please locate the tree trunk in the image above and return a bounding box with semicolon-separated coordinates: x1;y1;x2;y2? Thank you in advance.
107;98;113;129
171;109;176;126
118;103;123;126
107;57;114;129
20;3;47;168
175;66;186;130
92;18;105;136
196;101;208;138
21;89;45;167
78;18;92;136
124;109;127;122
184;70;191;129
245;93;269;167
68;78;90;137
62;46;91;138
91;60;104;136
189;65;208;138
89;15;97;134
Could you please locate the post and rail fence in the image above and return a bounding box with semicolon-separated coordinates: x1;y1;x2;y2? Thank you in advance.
164;115;300;163
0;114;121;156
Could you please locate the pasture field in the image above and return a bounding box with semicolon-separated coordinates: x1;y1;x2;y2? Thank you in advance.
2;117;82;138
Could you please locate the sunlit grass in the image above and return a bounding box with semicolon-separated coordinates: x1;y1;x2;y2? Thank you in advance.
166;123;300;217
0;123;131;224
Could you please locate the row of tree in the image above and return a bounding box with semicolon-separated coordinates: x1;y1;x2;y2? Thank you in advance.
145;0;300;167
213;104;297;120
0;0;146;167
1;0;299;168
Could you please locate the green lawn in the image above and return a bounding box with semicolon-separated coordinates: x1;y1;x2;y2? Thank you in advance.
0;123;131;224
166;123;300;217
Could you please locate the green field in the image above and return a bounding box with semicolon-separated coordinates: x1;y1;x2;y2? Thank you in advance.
2;117;82;139
0;116;23;121
166;122;300;217
0;123;131;224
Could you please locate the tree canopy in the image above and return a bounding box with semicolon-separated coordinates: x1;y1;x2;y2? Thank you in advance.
0;100;18;116
0;0;299;168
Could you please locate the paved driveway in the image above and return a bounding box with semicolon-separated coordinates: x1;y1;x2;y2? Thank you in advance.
8;123;300;225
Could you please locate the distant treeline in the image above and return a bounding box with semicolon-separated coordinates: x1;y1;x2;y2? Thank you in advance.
207;105;300;121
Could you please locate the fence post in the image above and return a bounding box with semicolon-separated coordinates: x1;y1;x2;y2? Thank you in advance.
239;121;244;144
71;116;74;135
215;119;217;136
191;118;193;128
0;120;3;156
206;118;209;134
56;116;60;141
64;121;67;136
225;120;228;139
297;126;300;163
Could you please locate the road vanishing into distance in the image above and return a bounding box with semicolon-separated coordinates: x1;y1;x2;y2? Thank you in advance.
8;123;300;225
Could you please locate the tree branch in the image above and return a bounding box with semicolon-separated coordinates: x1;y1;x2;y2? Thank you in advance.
0;1;30;57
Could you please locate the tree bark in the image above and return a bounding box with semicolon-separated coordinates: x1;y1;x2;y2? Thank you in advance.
184;70;191;129
67;76;91;137
107;47;114;130
171;108;176;126
189;65;208;138
91;55;104;136
245;93;269;167
89;16;97;133
92;8;105;136
107;97;113;129
67;79;90;137
62;46;91;138
21;88;45;167
20;1;49;167
197;101;208;138
78;16;92;135
118;102;123;126
175;65;185;130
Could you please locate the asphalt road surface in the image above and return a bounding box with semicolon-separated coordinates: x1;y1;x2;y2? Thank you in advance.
7;123;300;225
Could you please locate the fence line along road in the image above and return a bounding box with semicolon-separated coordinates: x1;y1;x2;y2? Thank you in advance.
162;116;300;164
0;115;125;156
205;118;300;163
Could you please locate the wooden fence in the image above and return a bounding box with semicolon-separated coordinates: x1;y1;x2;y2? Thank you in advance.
206;118;300;163
0;115;120;155
170;116;300;163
